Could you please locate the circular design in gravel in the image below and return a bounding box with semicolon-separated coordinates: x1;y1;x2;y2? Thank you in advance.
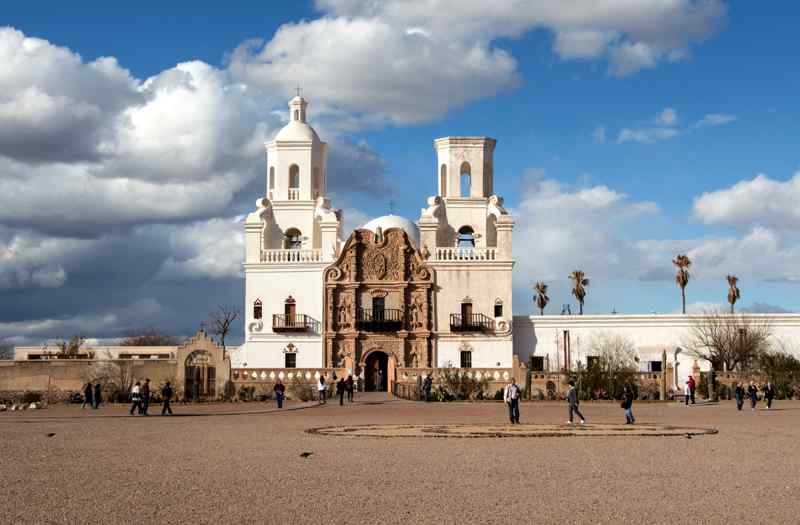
308;423;718;438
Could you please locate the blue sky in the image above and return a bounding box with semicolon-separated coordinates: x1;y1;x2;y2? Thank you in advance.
2;1;800;346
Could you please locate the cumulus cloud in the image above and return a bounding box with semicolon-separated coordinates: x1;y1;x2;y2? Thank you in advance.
227;0;726;126
693;173;800;230
153;218;245;281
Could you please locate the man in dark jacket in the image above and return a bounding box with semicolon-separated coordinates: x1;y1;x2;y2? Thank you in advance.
161;381;174;415
81;382;93;410
93;383;102;409
566;379;586;425
337;377;346;406
140;378;151;415
622;383;635;424
734;383;745;411
345;374;354;403
763;382;775;409
747;381;758;411
422;375;433;402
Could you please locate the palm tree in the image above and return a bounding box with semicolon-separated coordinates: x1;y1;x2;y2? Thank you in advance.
727;275;741;314
533;281;549;315
673;254;691;314
569;270;589;315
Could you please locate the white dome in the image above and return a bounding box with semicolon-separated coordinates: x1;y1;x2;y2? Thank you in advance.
361;215;420;247
274;120;321;143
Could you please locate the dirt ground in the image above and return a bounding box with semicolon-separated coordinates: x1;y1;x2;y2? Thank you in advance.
2;395;798;524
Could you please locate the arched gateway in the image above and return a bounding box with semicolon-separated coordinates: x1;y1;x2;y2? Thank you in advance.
324;227;434;392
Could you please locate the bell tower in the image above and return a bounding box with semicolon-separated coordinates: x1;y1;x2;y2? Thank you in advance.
434;137;496;199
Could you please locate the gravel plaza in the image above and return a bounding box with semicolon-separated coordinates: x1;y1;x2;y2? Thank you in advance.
2;396;799;524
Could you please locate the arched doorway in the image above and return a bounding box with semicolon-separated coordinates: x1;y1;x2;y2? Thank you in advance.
185;350;216;400
364;351;388;392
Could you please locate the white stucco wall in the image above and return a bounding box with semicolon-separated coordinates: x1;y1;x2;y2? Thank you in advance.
242;264;326;368
437;337;513;368
512;314;800;386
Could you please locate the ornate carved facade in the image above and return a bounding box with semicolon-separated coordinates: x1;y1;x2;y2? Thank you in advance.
324;227;434;371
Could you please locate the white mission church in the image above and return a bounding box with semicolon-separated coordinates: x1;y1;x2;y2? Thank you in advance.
233;95;800;393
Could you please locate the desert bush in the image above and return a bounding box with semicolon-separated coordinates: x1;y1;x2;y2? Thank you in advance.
638;383;661;400
223;380;236;401
758;349;800;400
288;377;314;402
574;332;639;400
237;386;256;402
22;391;42;404
436;370;489;401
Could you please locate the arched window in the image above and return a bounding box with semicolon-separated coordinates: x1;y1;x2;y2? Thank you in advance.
269;167;275;189
293;109;299;121
494;299;503;318
460;161;471;197
289;165;300;188
440;164;448;196
284;228;302;249
457;226;475;248
253;299;262;320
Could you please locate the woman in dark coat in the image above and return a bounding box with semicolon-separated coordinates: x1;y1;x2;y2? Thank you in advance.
622;383;635;424
81;382;93;409
93;383;102;409
273;379;286;409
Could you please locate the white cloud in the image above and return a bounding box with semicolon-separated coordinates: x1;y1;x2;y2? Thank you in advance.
617;127;679;144
152;218;245;281
693;173;800;230
695;113;737;127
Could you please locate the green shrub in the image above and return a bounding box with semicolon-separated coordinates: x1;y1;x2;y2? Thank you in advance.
435;370;489;401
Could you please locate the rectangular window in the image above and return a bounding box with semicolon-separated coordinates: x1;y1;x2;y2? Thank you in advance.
253;302;262;320
460;350;472;368
530;356;545;372
285;353;296;368
587;355;600;369
494;303;503;317
650;360;662;372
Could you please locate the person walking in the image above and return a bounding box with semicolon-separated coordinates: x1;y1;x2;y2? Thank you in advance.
161;381;174;415
687;375;696;404
337;377;346;406
358;368;365;392
684;380;691;407
504;379;521;424
763;381;775;410
345;374;354;403
129;381;142;415
422;374;433;402
747;381;759;411
566;379;586;425
273;379;286;409
140;378;151;415
622;383;635;424
81;382;93;409
93;382;102;409
734;382;745;411
317;376;327;404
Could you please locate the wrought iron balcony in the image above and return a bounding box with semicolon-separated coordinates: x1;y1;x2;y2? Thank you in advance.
356;308;404;332
272;314;312;332
450;313;494;332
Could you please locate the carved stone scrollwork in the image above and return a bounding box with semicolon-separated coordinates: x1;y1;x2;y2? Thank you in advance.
248;320;263;333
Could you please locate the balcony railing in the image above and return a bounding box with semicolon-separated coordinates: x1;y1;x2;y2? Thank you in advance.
260;249;322;263
288;188;300;200
356;308;404;332
272;314;312;332
435;247;497;261
450;313;494;332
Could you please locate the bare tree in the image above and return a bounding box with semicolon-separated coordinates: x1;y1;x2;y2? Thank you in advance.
120;327;178;346
673;254;691;314
208;305;240;358
533;281;549;315
86;355;136;402
569;270;589;315
580;332;639;399
727;275;741;314
55;334;86;358
0;340;13;360
685;309;772;372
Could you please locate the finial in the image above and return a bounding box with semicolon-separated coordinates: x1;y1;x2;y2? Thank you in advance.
294;83;303;98
199;321;206;333
388;199;396;214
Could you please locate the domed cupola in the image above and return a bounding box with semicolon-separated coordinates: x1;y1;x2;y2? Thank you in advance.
361;215;421;247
